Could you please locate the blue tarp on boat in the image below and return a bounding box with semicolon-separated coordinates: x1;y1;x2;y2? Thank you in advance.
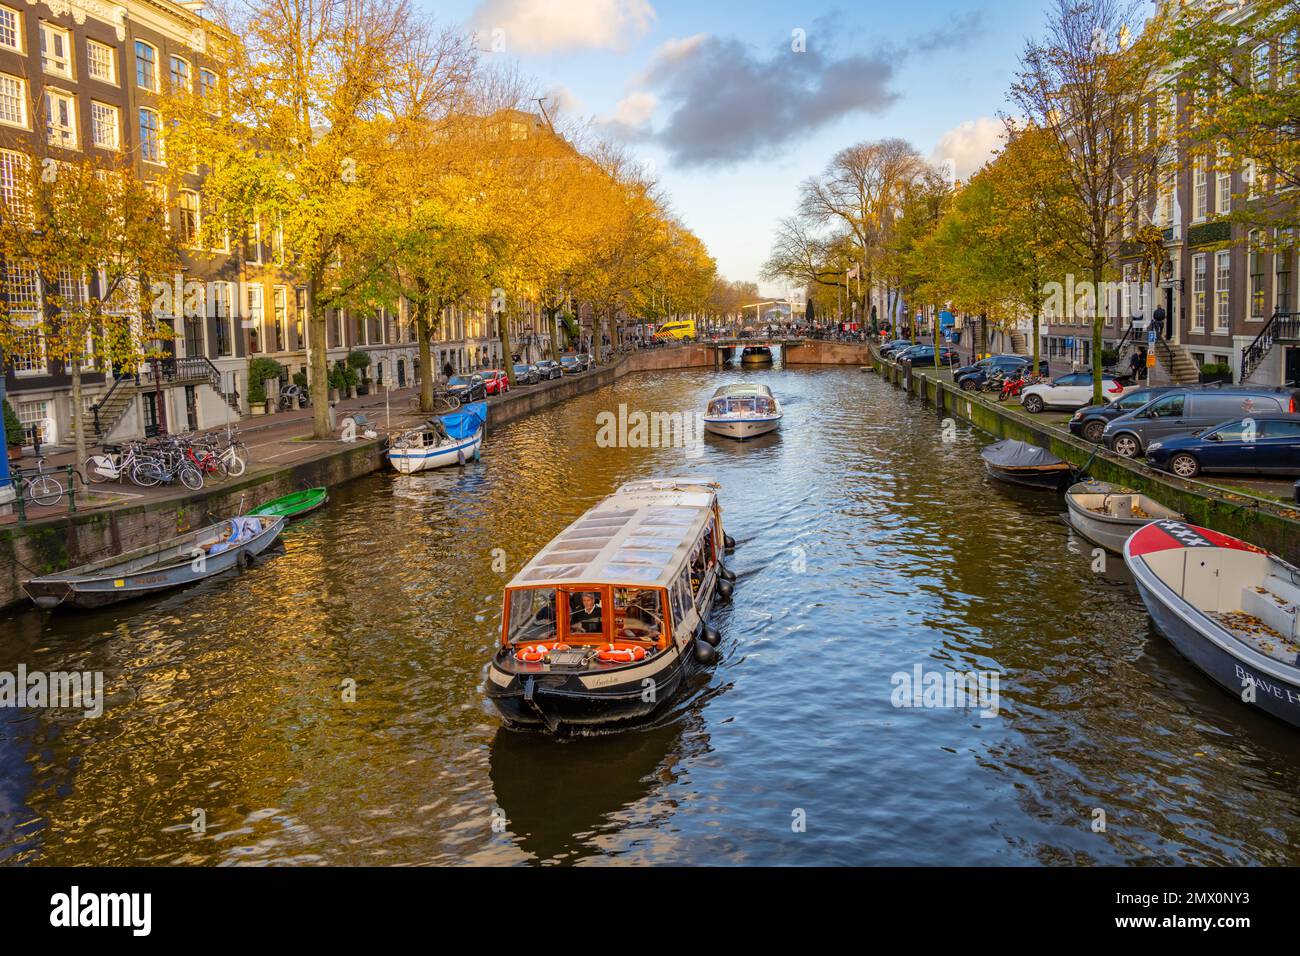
440;401;487;440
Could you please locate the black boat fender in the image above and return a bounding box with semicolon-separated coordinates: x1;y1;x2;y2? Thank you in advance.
702;626;722;647
716;578;734;601
694;639;717;665
724;534;737;552
718;565;737;583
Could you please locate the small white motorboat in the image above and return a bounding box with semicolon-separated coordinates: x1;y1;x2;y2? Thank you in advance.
387;401;487;474
1064;479;1183;553
1125;520;1300;729
704;384;782;440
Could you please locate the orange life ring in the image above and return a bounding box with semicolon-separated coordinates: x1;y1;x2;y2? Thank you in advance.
596;643;648;664
515;642;570;663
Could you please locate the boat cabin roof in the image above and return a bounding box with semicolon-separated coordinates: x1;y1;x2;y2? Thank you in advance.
711;384;773;400
507;478;720;590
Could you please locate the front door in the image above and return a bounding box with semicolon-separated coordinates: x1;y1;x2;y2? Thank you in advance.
1285;346;1299;386
142;392;160;438
185;385;198;432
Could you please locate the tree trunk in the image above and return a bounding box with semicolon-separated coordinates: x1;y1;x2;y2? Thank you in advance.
71;362;85;482
309;277;331;440
415;298;433;414
1092;260;1106;405
498;310;514;385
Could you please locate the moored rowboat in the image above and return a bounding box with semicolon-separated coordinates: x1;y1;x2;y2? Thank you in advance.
387;400;487;474
23;514;285;610
1124;520;1300;729
251;487;328;520
1063;479;1183;553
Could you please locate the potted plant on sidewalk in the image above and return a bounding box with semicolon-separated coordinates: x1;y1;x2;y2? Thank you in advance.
4;398;23;461
348;350;372;396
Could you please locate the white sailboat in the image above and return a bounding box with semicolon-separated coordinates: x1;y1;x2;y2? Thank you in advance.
387;401;488;474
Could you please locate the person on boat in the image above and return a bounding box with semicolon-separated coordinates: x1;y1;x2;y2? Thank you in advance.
569;591;603;633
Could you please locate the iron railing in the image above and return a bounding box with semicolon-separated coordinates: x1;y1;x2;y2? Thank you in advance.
1241;311;1299;384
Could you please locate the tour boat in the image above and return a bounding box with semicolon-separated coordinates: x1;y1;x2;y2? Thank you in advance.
1125;520;1300;729
485;477;737;733
704;384;783;440
251;487;329;520
980;439;1073;491
23;514;285;610
741;346;773;366
387;401;487;474
1063;479;1183;553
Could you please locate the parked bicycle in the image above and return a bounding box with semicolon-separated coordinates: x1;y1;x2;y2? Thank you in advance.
12;457;64;507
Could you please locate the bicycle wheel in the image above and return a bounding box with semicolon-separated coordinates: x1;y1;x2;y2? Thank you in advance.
83;455;114;484
131;460;162;488
179;465;204;491
27;474;64;507
224;451;246;478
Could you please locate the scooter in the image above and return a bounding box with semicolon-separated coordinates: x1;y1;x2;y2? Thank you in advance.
998;372;1029;402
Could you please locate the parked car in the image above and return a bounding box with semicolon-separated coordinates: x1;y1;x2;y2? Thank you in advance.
479;369;510;395
446;373;487;402
534;359;563;380
954;355;1049;390
1145;417;1300;478
560;355;586;374
1103;386;1300;458
881;339;913;356
1068;386;1181;444
899;345;959;368
1020;373;1128;413
512;363;539;385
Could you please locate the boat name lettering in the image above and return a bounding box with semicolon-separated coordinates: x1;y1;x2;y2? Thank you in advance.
1234;665;1300;706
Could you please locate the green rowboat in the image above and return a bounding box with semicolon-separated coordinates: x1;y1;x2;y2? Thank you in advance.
250;487;329;520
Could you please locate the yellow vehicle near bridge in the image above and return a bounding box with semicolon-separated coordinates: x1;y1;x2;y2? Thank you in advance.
654;320;697;341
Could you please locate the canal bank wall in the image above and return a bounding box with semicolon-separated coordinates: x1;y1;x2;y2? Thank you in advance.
872;352;1300;564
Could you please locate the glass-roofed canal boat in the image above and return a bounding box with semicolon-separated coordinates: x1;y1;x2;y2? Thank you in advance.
486;478;737;733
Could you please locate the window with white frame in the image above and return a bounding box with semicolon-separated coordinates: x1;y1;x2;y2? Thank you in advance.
1193;158;1207;222
1157;168;1174;226
45;89;76;148
39;22;72;78
0;147;23;209
135;40;157;91
1253;43;1270;89
0;72;27;127
1192;254;1207;329
213;281;232;357
169;55;190;91
1285;29;1300;88
17;400;51;444
1123;264;1136;317
138;107;162;163
200;68;218;102
246;284;263;352
273;286;286;350
0;6;20;52
87;40;115;84
244;219;262;264
7;261;44;376
1214;251;1230;331
1215;147;1232;215
1249;230;1266;320
1277;229;1294;314
177;189;200;244
90;101;118;149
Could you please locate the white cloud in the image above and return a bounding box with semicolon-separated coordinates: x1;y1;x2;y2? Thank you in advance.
473;0;656;54
545;84;584;117
930;117;1005;181
609;90;658;128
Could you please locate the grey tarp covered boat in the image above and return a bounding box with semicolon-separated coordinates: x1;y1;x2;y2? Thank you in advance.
980;439;1074;491
23;514;286;609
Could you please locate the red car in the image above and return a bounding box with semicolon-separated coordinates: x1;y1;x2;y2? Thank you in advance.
480;369;510;395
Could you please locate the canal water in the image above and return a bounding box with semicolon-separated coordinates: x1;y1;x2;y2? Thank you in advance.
3;363;1300;866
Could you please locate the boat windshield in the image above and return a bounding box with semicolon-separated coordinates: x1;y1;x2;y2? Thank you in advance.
506;587;558;643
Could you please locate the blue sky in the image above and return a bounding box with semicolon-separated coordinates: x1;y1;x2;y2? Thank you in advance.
424;0;1057;294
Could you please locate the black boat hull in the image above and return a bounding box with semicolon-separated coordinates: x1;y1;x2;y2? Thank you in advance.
984;462;1071;491
487;643;692;732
